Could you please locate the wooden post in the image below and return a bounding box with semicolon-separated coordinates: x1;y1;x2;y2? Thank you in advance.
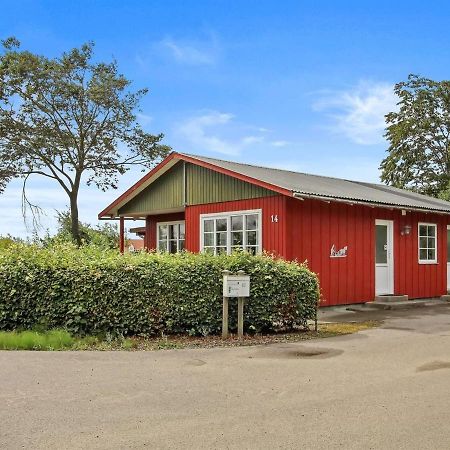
222;270;231;339
236;270;245;338
145;216;152;250
222;296;229;339
237;297;244;337
119;216;125;254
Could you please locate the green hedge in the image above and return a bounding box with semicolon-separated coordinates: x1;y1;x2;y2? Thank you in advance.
0;244;320;336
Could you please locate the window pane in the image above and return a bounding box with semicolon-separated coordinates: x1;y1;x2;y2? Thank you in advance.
204;247;214;255
179;223;185;239
217;247;227;254
419;249;428;260
231;216;243;231
168;224;178;239
428;249;436;261
204;233;214;247
216;232;227;246
246;215;258;230
419;237;428;249
216;218;227;232
204;220;214;233
158;240;167;252
376;225;387;264
159;225;168;240
168;240;177;254
427;237;436;250
232;231;243;246
179;240;185;251
247;231;257;246
419;225;427;237
247;246;257;255
428;225;436;237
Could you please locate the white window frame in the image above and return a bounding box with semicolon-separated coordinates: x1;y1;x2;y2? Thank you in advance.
200;209;262;255
156;220;185;253
418;222;438;264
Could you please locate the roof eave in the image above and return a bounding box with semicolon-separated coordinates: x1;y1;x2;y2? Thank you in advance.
293;192;450;215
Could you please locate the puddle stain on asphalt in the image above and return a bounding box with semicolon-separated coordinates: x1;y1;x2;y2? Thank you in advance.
248;346;344;360
417;361;450;372
185;359;206;367
383;326;415;332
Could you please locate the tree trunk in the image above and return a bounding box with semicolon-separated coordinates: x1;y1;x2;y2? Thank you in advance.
69;192;81;246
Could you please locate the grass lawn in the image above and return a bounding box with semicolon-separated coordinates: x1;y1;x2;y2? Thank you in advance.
0;321;380;351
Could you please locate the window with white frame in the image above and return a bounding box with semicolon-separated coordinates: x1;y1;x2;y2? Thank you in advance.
418;223;437;263
157;221;185;253
201;210;261;255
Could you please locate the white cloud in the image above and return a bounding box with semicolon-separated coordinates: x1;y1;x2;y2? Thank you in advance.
176;111;274;156
271;140;289;147
177;112;237;155
136;113;153;127
313;81;398;145
157;36;219;66
175;111;289;156
242;136;265;145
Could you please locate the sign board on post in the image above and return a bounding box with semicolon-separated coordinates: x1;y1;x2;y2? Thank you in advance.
223;274;250;298
222;271;250;339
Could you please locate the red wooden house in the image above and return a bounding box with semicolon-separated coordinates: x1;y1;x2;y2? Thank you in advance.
99;152;450;306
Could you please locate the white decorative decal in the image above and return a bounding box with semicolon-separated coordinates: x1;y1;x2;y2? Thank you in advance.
330;244;348;258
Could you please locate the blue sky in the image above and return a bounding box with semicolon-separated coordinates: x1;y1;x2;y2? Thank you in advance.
1;0;450;237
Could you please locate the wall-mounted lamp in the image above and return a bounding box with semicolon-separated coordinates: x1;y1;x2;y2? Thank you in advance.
401;224;412;236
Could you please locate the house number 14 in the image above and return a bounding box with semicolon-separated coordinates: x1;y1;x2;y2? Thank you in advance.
271;215;279;223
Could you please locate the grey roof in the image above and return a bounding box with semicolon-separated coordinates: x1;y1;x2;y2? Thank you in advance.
181;153;450;214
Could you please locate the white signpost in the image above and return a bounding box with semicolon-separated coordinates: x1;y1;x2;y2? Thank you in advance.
222;270;250;338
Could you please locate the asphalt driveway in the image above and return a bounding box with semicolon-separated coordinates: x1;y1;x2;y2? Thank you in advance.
2;305;450;449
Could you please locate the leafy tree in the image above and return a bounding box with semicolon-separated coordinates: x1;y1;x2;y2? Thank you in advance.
46;210;120;249
381;74;450;199
0;37;170;244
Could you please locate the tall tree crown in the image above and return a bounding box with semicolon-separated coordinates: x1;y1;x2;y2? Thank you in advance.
0;38;170;240
381;74;450;198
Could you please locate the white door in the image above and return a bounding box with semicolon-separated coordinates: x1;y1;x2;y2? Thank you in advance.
447;226;450;292
375;219;394;295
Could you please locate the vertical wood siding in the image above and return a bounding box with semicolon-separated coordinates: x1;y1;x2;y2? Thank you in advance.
185;195;287;256
119;163;184;215
286;197;449;306
186;163;274;204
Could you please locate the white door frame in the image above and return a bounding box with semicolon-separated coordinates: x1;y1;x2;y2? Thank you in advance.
447;225;450;292
375;219;394;295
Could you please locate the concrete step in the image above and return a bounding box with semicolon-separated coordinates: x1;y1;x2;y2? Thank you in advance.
348;299;438;311
374;295;408;303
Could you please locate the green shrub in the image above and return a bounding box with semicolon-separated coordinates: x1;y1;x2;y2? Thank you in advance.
0;244;319;336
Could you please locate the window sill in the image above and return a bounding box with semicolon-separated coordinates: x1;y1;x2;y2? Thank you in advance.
418;261;438;265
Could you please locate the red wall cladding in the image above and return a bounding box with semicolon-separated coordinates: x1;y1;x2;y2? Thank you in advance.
285;197;449;306
146;195;449;307
185;195;287;256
